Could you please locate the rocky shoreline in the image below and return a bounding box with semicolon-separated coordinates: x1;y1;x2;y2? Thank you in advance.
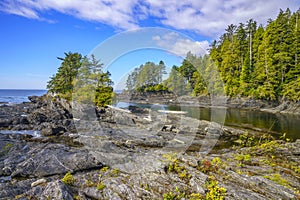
0;94;299;199
118;92;300;115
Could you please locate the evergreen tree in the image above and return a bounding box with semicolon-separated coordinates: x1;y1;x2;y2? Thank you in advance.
47;52;82;100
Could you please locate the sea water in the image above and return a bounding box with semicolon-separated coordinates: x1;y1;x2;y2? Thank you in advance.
0;89;47;105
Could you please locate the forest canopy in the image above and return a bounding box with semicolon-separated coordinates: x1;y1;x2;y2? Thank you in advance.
126;8;300;102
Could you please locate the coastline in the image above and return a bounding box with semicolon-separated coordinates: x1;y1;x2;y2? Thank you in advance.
117;92;300;116
0;94;299;199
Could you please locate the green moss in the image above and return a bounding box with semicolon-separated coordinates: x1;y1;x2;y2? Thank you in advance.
189;193;204;200
263;173;289;187
61;172;74;185
100;166;109;173
0;143;13;156
110;168;120;176
235;154;251;162
85;180;94;187
96;181;106;191
163;192;178;200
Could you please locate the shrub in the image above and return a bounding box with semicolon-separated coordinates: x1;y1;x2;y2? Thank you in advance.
61;172;74;185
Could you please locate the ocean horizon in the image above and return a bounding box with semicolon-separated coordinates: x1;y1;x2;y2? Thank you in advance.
0;89;47;104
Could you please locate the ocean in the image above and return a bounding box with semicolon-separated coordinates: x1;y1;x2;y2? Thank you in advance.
0;89;47;105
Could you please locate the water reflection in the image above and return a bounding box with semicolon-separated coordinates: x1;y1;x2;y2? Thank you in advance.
115;102;300;140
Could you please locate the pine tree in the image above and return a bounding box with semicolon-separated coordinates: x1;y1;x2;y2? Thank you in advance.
47;52;82;100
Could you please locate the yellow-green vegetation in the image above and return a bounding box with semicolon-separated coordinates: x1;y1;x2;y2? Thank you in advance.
254;140;283;154
204;176;227;200
85;180;95;187
235;132;256;147
139;182;150;191
197;157;223;174
263;173;289;187
96;181;106;191
163;153;191;181
61;172;74;185
234;133;274;148
163;191;179;200
100;166;109;173
163;187;186;200
188;193;204;200
74;195;82;200
291;165;300;174
109;168;120;177
234;153;251;167
0;143;13;156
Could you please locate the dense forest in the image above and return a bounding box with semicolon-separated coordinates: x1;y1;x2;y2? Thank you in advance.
127;8;300;102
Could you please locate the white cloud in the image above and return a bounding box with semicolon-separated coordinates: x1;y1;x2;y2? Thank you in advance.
144;0;299;36
0;0;140;29
1;0;299;36
152;32;209;57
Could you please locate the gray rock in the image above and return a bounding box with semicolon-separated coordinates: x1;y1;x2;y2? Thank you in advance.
41;125;66;136
41;180;73;200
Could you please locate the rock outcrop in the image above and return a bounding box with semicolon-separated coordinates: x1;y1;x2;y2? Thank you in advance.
0;94;299;199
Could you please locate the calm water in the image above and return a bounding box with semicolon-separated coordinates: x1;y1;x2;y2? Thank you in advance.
0;89;47;104
115;102;300;140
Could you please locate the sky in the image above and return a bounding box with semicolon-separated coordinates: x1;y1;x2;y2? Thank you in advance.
0;0;299;89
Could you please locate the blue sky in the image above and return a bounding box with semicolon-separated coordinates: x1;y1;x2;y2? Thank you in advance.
0;0;299;89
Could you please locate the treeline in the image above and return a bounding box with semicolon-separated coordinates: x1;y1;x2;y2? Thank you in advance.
210;8;300;101
127;8;300;102
126;61;168;92
47;52;114;107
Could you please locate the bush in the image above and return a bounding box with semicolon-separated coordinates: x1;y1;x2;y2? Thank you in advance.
61;172;74;185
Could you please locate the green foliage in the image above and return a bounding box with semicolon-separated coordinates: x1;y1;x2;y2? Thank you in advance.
48;53;114;107
61;172;74;185
163;153;192;181
263;173;289;187
85;180;95;187
189;193;204;200
164;65;192;96
100;166;109;173
73;54;114;107
208;9;300;101
96;181;106;191
235;154;251;162
126;61;166;91
136;83;169;93
109;168;120;177
47;52;82;100
197;157;222;174
163;187;186;200
204;176;227;200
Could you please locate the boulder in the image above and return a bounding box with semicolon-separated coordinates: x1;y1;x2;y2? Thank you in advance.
41;180;73;200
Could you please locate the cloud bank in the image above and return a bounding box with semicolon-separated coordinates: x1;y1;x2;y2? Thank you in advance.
1;0;299;36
